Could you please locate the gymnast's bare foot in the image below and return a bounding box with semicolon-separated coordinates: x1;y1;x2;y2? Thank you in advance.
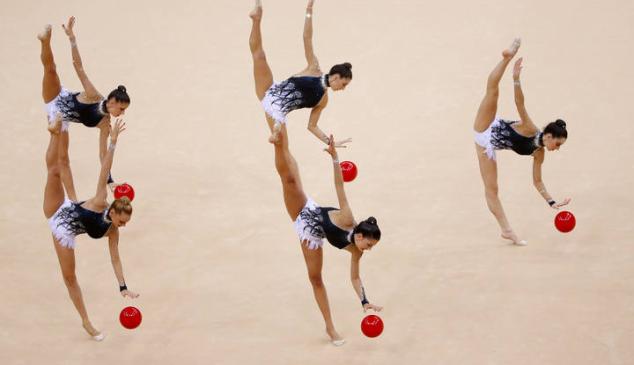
502;229;527;246
502;38;521;59
37;24;52;42
82;320;104;341
249;0;263;21
268;122;282;144
48;113;62;134
326;327;345;346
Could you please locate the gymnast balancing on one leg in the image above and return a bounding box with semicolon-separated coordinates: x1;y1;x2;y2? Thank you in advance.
38;16;130;200
43;116;138;341
473;38;571;245
259;114;382;345
249;0;353;146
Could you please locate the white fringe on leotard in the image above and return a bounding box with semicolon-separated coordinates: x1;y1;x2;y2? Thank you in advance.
261;94;287;125
474;117;501;160
44;87;71;131
48;198;78;249
293;198;326;250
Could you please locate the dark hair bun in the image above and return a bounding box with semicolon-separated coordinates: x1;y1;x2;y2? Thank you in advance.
352;216;381;241
106;85;131;106
543;119;568;139
328;63;353;79
555;119;566;129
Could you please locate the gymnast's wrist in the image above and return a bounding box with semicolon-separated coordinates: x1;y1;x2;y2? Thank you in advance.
547;199;556;206
361;298;369;307
119;283;127;292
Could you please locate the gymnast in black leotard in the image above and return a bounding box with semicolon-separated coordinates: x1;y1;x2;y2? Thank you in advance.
295;204;374;251
249;0;353;147
473;38;571;246
38;17;131;201
43;116;138;341
255;113;383;346
262;75;328;123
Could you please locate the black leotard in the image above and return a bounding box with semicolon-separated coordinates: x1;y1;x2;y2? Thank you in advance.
490;119;543;156
56;91;106;127
320;207;353;249
266;75;327;115
54;201;112;239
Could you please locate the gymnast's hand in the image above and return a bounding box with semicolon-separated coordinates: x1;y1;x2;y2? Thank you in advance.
334;137;352;148
324;134;339;158
363;303;383;313
121;289;140;299
551;197;571;210
62;16;76;38
307;0;314;11
110;118;126;143
513;57;523;81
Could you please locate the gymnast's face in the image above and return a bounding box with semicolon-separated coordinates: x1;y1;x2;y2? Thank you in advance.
543;134;566;151
354;234;379;251
110;211;131;228
106;99;129;117
329;75;351;91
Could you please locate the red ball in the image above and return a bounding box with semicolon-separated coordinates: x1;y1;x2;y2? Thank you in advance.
554;211;576;233
361;314;384;338
119;306;142;329
340;161;358;182
114;183;135;201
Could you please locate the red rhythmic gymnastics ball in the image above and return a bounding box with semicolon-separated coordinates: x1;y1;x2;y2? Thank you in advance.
554;211;576;233
361;314;384;338
114;183;135;201
340;161;358;182
119;306;142;329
